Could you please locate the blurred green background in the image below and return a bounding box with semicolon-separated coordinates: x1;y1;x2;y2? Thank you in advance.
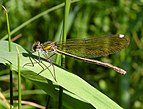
0;0;143;109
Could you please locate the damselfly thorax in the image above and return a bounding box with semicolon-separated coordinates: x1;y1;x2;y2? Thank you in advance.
32;41;57;53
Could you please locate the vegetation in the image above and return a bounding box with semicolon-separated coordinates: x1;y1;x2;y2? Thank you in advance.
0;0;143;109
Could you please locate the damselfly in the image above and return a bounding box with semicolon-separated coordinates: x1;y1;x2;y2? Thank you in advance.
32;34;129;75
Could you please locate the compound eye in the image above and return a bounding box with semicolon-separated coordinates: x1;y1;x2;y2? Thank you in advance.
32;44;37;52
32;41;40;52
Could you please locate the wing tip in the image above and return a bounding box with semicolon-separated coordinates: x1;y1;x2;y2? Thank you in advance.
119;34;125;38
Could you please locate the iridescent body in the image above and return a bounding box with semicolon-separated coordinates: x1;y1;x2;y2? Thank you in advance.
32;34;130;74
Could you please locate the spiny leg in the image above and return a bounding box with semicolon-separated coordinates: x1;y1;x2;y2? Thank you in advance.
23;50;57;81
37;61;56;82
24;55;56;81
23;52;52;77
42;52;56;81
23;50;44;68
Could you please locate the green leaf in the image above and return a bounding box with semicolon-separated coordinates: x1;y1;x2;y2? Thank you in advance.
0;41;122;109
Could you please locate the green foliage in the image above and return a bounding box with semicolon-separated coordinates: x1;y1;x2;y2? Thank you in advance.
0;0;143;109
0;41;122;109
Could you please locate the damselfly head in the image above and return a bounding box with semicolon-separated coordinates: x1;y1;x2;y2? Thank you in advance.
32;41;41;52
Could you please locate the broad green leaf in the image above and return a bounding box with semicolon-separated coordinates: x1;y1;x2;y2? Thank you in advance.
0;41;122;109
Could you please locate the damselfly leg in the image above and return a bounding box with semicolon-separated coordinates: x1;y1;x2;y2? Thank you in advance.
23;49;57;81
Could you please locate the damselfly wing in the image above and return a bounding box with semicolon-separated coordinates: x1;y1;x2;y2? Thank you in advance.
32;34;130;74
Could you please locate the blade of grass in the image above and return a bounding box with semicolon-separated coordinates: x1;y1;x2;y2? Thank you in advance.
16;46;21;109
58;1;71;109
1;5;13;109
